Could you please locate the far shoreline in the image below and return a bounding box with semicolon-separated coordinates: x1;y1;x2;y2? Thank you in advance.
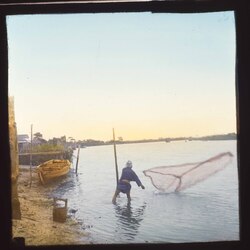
78;133;237;148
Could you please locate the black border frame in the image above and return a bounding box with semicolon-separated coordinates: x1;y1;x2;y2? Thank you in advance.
0;1;249;250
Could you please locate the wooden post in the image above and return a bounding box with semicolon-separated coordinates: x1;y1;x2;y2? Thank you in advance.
29;124;33;188
75;145;80;175
113;128;119;186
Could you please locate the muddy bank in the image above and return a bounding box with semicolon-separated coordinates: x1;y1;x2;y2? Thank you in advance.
12;165;90;246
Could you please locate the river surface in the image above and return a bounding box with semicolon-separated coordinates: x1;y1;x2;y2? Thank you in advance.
52;140;239;244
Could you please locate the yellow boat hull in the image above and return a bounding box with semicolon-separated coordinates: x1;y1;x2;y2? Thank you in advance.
36;159;71;185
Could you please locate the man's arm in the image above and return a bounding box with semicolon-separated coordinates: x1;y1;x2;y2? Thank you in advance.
131;170;145;189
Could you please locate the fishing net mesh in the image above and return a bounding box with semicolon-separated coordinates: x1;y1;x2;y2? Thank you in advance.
143;152;234;192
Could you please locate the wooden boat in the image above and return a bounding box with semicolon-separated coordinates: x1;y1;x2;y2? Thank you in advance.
36;159;71;185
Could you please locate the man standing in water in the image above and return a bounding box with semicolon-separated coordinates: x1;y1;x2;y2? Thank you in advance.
112;160;145;204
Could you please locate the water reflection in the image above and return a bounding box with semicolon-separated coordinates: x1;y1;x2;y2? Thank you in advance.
114;201;146;241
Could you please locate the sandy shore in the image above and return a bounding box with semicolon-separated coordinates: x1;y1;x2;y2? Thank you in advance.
12;166;90;246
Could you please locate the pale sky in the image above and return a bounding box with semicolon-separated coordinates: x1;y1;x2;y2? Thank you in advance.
7;11;236;141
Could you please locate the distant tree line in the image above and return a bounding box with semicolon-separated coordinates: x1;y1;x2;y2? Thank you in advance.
76;132;237;147
188;133;237;141
20;132;236;151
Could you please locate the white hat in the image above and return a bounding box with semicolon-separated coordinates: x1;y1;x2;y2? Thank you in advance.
126;160;133;168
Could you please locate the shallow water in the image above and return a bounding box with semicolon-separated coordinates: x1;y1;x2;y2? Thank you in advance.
52;140;239;244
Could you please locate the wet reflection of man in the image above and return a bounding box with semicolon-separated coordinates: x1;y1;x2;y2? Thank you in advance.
114;201;147;241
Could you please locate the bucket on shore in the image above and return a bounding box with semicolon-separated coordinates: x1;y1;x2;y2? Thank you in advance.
53;198;67;223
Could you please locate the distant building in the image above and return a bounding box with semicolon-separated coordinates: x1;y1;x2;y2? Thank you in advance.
18;134;29;143
17;134;30;153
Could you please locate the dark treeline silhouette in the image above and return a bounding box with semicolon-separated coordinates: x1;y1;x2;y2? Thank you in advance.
77;133;237;148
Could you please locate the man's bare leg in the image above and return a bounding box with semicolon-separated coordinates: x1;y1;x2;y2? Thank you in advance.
112;189;120;204
126;191;131;203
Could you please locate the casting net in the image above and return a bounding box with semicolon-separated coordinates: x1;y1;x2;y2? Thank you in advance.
143;152;234;192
